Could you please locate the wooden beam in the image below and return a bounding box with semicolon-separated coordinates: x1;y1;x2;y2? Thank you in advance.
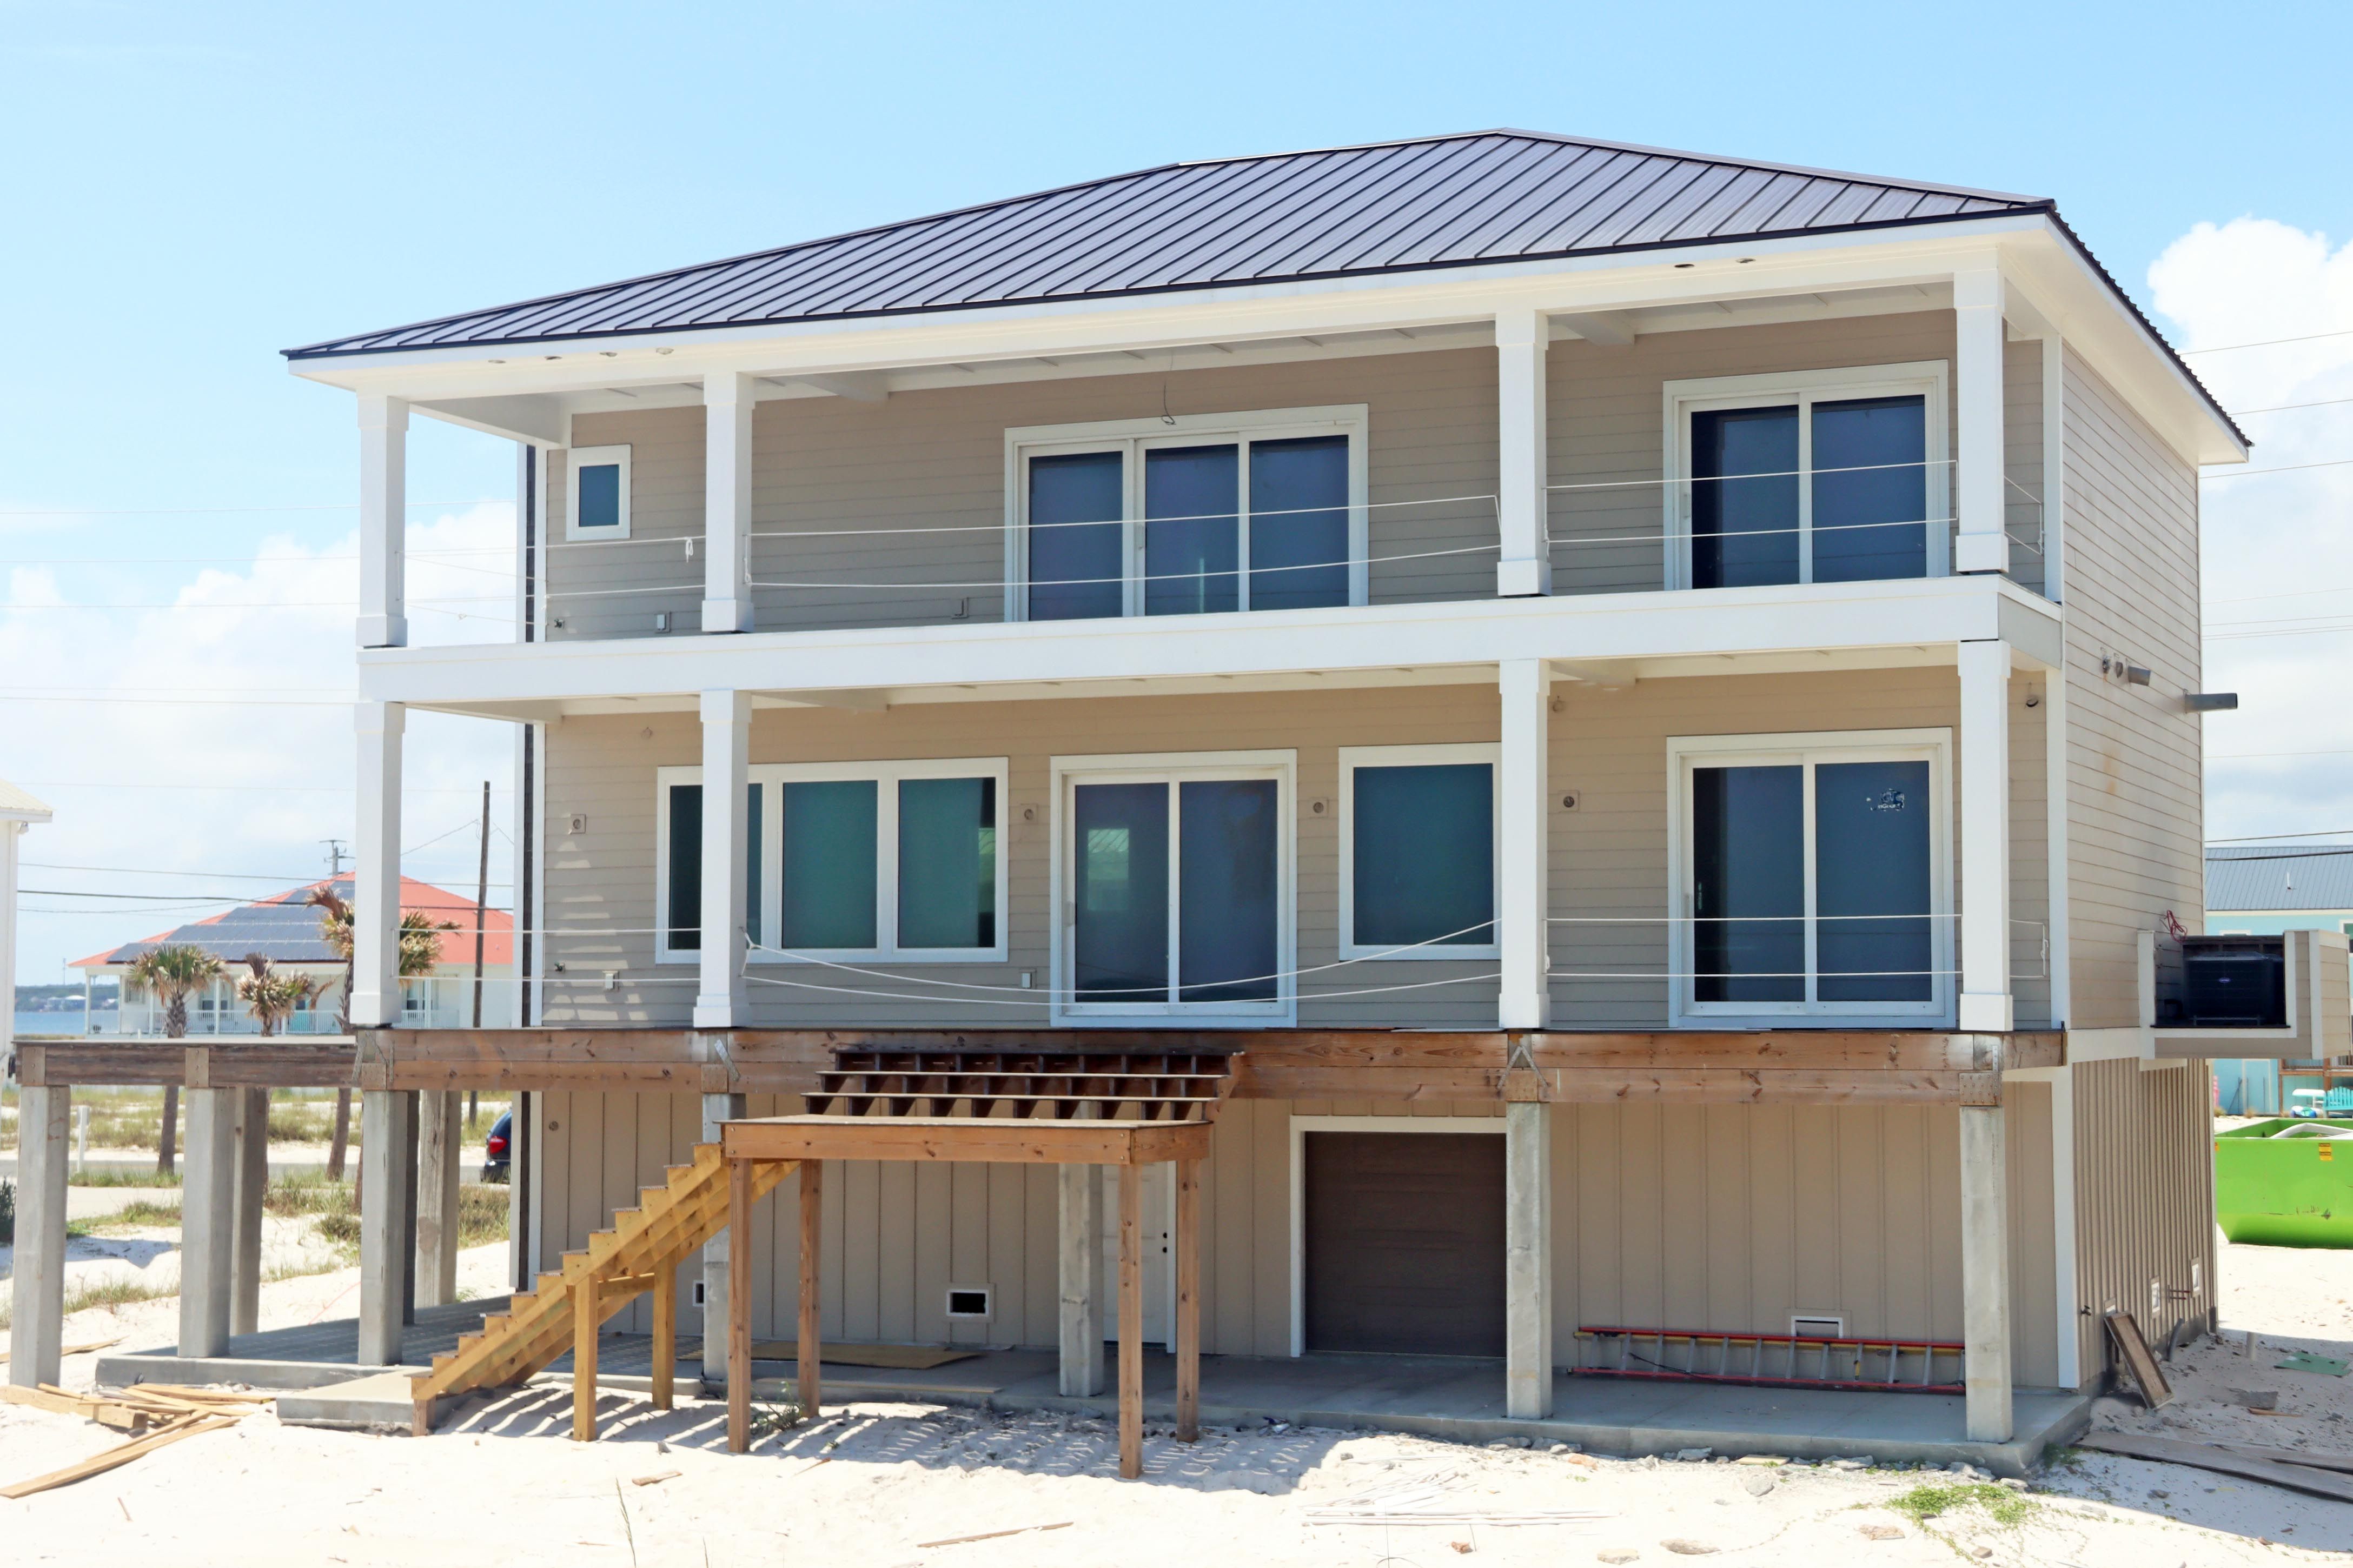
721;1116;1214;1167
572;1280;598;1443
650;1264;675;1412
1117;1163;1142;1482
798;1161;823;1419
1175;1157;1199;1444
726;1158;754;1453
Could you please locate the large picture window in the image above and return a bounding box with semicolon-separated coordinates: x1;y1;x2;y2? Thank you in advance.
1338;744;1499;959
658;759;1006;964
1667;730;1952;1026
1665;364;1947;589
1052;750;1294;1022
1008;408;1366;623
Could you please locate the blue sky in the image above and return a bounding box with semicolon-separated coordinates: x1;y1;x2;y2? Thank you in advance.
4;1;2352;979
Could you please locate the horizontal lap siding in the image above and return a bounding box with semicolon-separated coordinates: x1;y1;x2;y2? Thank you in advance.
2005;339;2047;593
2060;351;2203;1027
548;408;703;642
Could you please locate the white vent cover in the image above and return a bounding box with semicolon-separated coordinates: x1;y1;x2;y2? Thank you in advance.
1791;1314;1845;1340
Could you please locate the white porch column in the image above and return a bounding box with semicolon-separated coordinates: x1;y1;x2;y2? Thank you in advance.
1494;308;1551;596
694;690;752;1028
1499;660;1552;1028
358;393;409;648
177;1088;237;1358
9;1087;70;1390
1953;268;2008;576
1504;1099;1553;1418
357;1088;415;1366
353;700;404;1029
703;372;755;633
699;1091;748;1388
1959;640;2013;1031
1057;1163;1105;1396
1960;1103;2014;1440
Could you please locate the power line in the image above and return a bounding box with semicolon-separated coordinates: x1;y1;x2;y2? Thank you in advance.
2202;457;2353;480
12;781;511;794
2209;828;2353;842
2232;395;2353;416
0;500;510;519
2180;327;2353;355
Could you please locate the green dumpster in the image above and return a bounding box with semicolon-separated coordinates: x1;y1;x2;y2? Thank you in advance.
2215;1119;2353;1247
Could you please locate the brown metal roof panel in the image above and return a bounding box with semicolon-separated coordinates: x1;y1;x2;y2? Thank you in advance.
1315;138;1578;269
1443;143;1636;257
1171;138;1502;281
1573;161;1732;250
1535;154;1704;251
1464;144;1654;255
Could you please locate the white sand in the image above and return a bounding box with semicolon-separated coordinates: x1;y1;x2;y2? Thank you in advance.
0;1232;2345;1563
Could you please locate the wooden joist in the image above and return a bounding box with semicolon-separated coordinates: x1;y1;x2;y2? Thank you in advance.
722;1114;1215;1167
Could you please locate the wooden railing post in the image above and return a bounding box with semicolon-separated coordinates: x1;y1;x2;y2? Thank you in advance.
798;1160;823;1419
1176;1157;1201;1443
727;1155;753;1453
1118;1162;1142;1480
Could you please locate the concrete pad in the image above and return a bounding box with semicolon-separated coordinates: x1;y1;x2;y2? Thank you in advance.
277;1371;418;1431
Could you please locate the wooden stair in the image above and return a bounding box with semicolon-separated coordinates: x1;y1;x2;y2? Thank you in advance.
813;1046;1241;1122
408;1142;796;1438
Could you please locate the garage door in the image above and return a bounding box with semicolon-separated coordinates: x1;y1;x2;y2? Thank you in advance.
1303;1131;1506;1356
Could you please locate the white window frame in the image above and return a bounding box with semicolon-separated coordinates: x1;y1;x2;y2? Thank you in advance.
654;758;1010;966
1287;1114;1504;1357
1665;727;1954;1029
1003;406;1370;623
567;444;632;541
1048;748;1297;1026
1661;362;1949;591
1336;742;1501;960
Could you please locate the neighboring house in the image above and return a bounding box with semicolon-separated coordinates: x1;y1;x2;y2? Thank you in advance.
2206;843;2353;1114
1;778;54;1060
69;875;515;1034
15;130;2295;1452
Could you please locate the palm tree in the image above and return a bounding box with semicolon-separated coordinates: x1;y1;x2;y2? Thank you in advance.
129;944;225;1174
306;886;456;1180
236;953;317;1037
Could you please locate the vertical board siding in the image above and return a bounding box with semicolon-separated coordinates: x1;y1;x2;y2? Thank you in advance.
2072;1059;2218;1383
2003;1081;2059;1387
2059;349;2204;1027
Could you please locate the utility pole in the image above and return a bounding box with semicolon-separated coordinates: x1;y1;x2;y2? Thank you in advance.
469;780;489;1127
321;839;349;879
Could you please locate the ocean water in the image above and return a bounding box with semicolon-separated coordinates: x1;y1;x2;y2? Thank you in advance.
12;1009;114;1039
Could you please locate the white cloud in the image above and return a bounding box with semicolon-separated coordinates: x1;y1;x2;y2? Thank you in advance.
2148;218;2353;840
2;506;517;981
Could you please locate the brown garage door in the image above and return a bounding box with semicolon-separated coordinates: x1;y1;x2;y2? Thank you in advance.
1303;1131;1506;1356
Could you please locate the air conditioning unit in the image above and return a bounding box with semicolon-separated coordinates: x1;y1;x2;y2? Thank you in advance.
2182;935;2286;1028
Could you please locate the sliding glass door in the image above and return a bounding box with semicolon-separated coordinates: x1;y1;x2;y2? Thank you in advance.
1062;762;1290;1020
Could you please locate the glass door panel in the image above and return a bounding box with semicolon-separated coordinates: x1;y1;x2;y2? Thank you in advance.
1691;406;1799;588
1028;450;1125;621
1177;779;1278;1001
1691;765;1804;1002
780;781;878;949
1248;435;1349;610
1811;396;1927;583
1073;782;1170;1002
1814;760;1933;1002
1144;444;1240;616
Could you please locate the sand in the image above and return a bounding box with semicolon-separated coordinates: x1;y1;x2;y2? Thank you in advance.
0;1232;2346;1563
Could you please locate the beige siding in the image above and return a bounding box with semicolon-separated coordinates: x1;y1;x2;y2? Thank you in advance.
2072;1058;2218;1381
2004;1080;2060;1387
2004;338;2047;593
2059;349;2204;1027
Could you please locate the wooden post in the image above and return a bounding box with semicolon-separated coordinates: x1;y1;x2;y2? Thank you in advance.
798;1160;823;1419
1175;1157;1200;1443
727;1156;752;1454
9;1087;70;1392
1118;1161;1142;1480
651;1260;677;1411
572;1276;599;1443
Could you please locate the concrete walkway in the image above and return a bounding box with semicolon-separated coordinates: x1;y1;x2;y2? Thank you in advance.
95;1302;2089;1474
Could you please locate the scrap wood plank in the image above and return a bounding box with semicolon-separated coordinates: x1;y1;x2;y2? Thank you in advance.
0;1413;233;1500
917;1522;1072;1550
0;1386;144;1432
2215;1440;2353;1475
0;1337;121;1366
2072;1431;2353;1503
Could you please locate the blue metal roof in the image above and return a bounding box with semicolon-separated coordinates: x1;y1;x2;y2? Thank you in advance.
285;129;2050;359
2208;846;2353;913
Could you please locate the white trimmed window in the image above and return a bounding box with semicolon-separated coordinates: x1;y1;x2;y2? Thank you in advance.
1338;743;1500;960
1663;363;1948;590
1667;729;1954;1027
1050;750;1295;1024
1006;406;1368;623
657;758;1009;964
567;444;632;540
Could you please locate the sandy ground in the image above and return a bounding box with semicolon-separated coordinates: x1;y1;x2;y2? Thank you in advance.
0;1231;2344;1563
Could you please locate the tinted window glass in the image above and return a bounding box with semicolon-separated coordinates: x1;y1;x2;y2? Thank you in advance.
780;780;877;949
1075;782;1169;1001
1178;780;1279;1001
1145;444;1240;616
898;776;996;949
1814;760;1933;1001
1691;765;1803;1002
577;462;622;528
1029;451;1124;621
1353;763;1493;948
1691;407;1798;588
1812;396;1927;583
667;784;701;951
1249;435;1349;610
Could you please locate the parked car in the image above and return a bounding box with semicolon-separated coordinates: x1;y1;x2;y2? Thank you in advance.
481;1109;512;1181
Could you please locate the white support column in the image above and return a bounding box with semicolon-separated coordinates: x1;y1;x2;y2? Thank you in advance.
352;700;405;1031
358;393;409;648
2044;672;2072;1028
177;1089;237;1359
357;1088;415;1366
699;1091;748;1388
1960;1104;2014;1440
693;690;752;1028
1953;268;2009;576
230;1086;268;1337
9;1087;69;1390
1959;640;2013;1031
1504;1099;1553;1418
1057;1162;1105;1397
416;1089;461;1308
2039;332;2066;603
1499;660;1553;1028
1494;308;1551;597
703;372;756;633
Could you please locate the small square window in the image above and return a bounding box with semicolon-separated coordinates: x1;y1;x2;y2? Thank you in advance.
567;444;631;539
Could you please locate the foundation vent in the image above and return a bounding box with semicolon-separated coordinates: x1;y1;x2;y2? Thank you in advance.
1791;1314;1845;1340
946;1286;993;1320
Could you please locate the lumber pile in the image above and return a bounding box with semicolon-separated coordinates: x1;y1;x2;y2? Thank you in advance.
0;1383;266;1499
